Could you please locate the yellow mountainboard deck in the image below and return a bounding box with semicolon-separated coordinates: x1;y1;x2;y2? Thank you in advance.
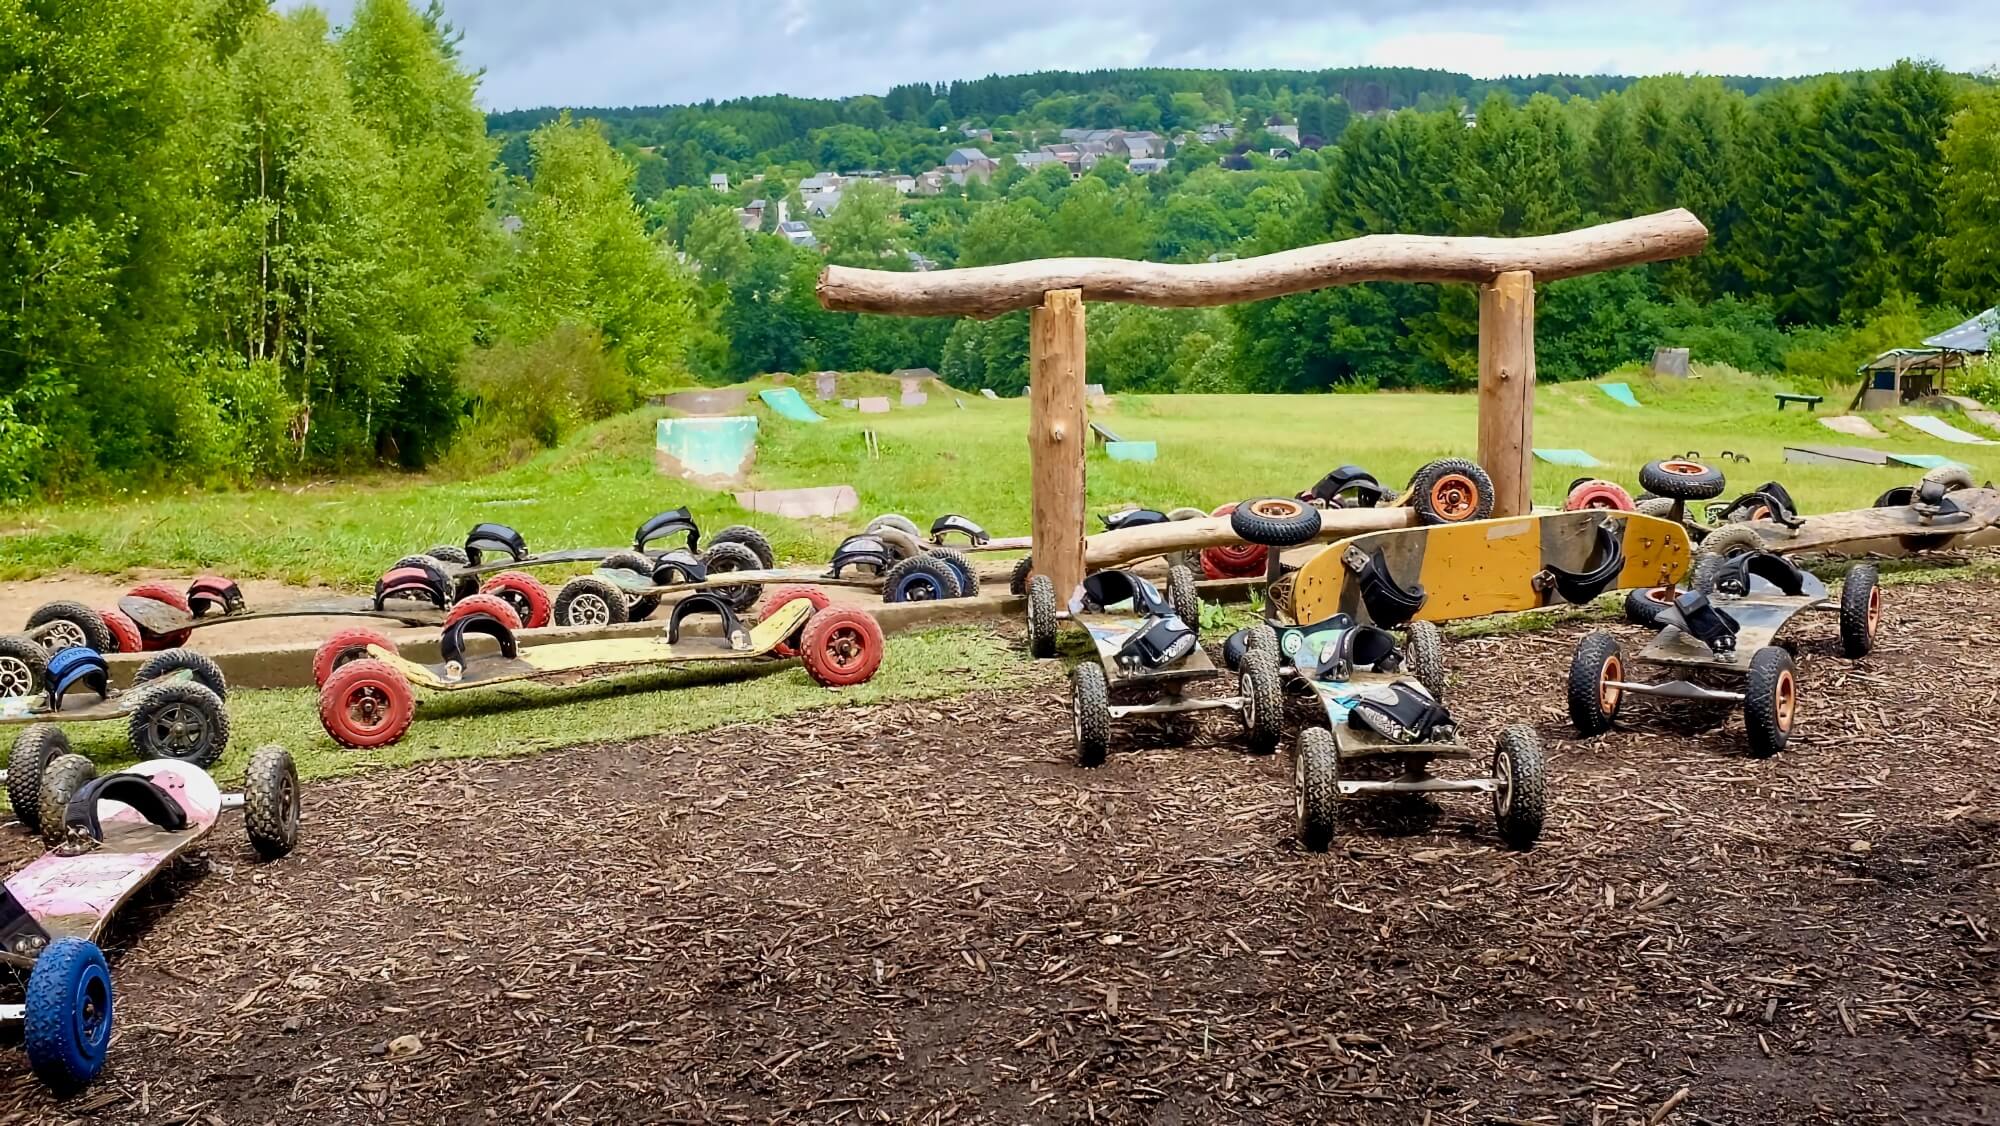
1291;511;1691;627
377;600;812;691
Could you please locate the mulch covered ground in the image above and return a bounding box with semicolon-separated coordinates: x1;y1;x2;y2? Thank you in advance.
3;575;1997;1125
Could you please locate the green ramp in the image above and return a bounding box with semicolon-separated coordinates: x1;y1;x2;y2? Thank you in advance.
656;416;757;480
1597;382;1642;408
1532;448;1601;468
758;387;824;423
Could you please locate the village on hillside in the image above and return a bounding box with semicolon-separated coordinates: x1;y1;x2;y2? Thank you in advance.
732;119;1305;255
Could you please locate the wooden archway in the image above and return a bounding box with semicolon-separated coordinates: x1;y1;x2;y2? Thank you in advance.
819;209;1709;599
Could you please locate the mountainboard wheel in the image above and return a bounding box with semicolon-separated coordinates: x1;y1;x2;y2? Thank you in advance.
1839;564;1881;658
479;572;553;629
319;659;416;749
7;725;66;832
1025;574;1058;659
128;681;230;767
1492;724;1547;848
799;608;884;687
1294;727;1338;852
1567;631;1624;736
134;647;228;701
762;585;831;658
1744;646;1796;758
313;628;399;688
98;607;143;655
243;745;302;859
24;938;114;1094
1407;459;1495;524
1071;661;1111;767
25;601;111;655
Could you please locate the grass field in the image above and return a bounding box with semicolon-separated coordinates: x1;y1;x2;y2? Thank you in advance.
1;367;1992;588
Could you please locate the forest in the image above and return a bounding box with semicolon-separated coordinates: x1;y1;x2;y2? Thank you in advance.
5;0;2000;499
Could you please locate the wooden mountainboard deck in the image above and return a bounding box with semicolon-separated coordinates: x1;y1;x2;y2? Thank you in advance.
597;567;876;596
457;547;635;579
376;600;813;691
1730;488;2000;555
1;760;220;962
119;595;443;635
0;669;192;727
1637;595;1821;672
1291;511;1692;627
1082;617;1215;686
1301;671;1471;761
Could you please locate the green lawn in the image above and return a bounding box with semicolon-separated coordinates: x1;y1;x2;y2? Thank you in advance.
2;368;1988;590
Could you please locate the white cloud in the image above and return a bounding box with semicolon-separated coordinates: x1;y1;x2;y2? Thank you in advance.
282;0;2000;110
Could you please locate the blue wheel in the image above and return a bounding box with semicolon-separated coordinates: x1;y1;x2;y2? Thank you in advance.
25;938;113;1094
881;556;960;603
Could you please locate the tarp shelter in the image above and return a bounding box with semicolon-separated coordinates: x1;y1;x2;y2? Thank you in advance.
1922;307;1998;353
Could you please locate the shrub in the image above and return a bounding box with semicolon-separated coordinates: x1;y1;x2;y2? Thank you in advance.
442;325;634;475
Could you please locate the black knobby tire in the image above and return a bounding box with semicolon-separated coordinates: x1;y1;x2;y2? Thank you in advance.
1221;628;1251;671
882;554;961;603
1294;727;1339;852
1071;661;1112;767
1634;496;1679;519
1239;648;1283;754
243;745;302;860
1698;525;1764;561
0;634;51;699
1624;587;1675;628
1229;497;1323;547
25;601;112;654
1008;555;1035;597
701;541;764;611
1567;630;1624;736
926;547;980;598
1638;458;1727;501
1492;724;1547;849
554;575;630;627
7;725;67;831
36;754;97;848
1026;574;1058;659
391;554;452;586
1404;620;1446;701
866;514;921;539
425;544;471;566
1921;465;1975;493
128;681;230;767
1167;563;1200;629
710;525;776;570
135;647;229;701
1407;458;1496;525
603;550;661;622
1743;646;1796;758
1689;553;1726;595
1839;564;1881;658
1245;624;1279;654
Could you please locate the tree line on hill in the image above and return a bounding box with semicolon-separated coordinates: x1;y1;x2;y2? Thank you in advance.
5;0;1999;500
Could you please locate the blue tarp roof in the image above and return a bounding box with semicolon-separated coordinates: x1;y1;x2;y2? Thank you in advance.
1923;307;1998;353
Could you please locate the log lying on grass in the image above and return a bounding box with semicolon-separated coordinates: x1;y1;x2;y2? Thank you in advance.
819;210;1709;318
1083;508;1415;571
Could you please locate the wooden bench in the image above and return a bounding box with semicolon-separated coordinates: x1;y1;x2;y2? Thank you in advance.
1089;421;1124;447
1775;392;1824;412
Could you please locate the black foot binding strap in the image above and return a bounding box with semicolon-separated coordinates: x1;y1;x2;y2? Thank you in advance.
829;534;895;579
1289;617;1404;681
1540;518;1627;605
1348;683;1455;745
1710;550;1809;597
1302;465;1395;508
1912;480;1970;524
375;566;449;611
635;508;699;553
1657;590;1740;654
187;576;246;618
1344;547;1427;628
649;550;708;584
1099;509;1168;532
929;514;990;546
1078;569;1195;670
1712;481;1804;530
465;522;529;564
667;594;751;649
440;612;518;667
64;773;190;848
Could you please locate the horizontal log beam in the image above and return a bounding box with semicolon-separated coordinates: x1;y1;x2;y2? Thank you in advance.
819;210;1708;318
1083;508;1415;571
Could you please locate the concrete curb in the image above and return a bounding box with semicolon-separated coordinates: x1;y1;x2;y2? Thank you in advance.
100;578;1265;692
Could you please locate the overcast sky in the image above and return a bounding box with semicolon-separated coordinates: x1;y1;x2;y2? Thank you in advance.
293;0;2000;112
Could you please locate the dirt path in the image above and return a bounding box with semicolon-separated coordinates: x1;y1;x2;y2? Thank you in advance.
2;580;1995;1122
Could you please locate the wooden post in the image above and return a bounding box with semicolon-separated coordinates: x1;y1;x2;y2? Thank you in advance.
1029;289;1088;599
1477;270;1536;517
